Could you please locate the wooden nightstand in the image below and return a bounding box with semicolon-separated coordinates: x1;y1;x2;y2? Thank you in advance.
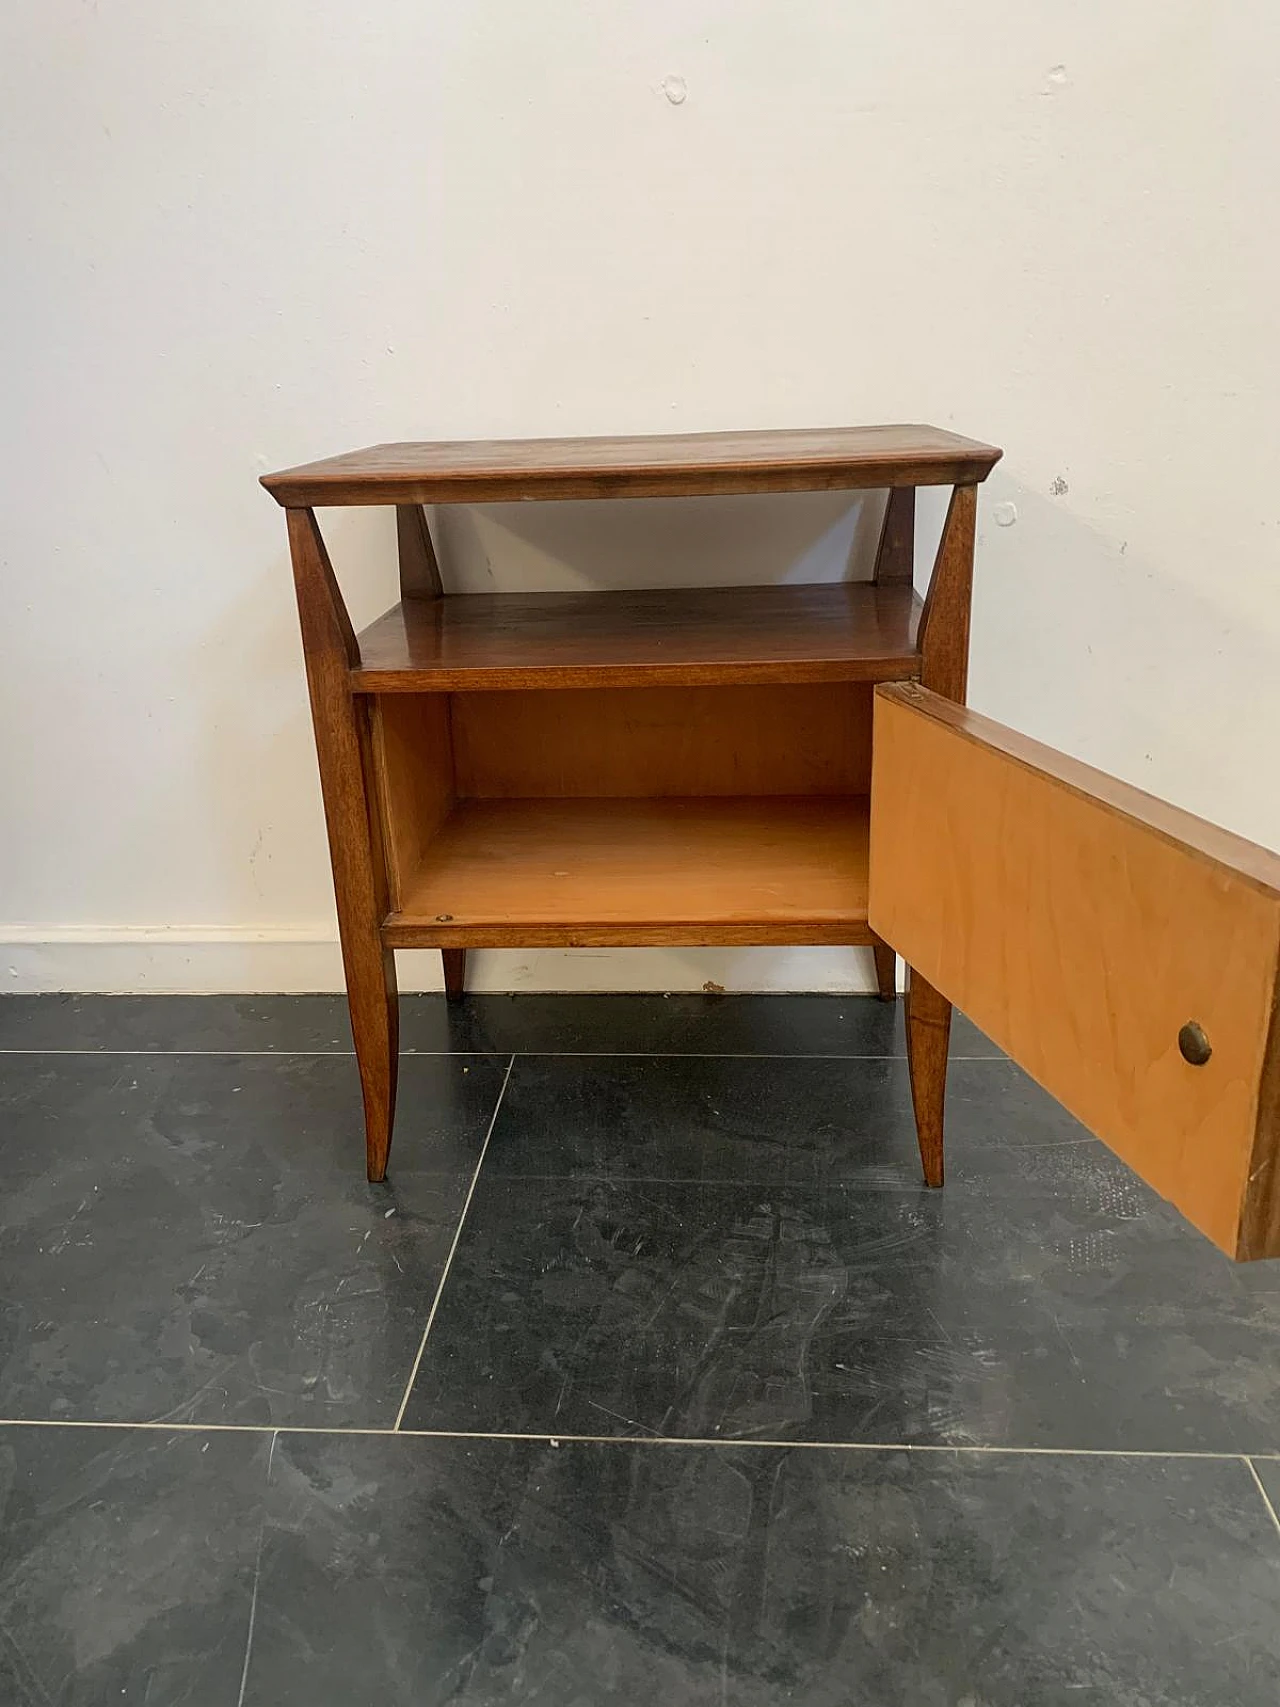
263;426;1280;1261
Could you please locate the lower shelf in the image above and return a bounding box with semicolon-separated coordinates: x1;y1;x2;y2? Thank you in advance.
382;795;872;948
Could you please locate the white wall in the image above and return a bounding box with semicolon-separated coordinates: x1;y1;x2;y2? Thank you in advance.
2;2;1277;994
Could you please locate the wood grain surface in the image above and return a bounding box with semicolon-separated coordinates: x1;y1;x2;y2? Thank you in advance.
369;695;455;912
869;682;1280;1259
382;795;873;949
262;424;1002;506
286;508;399;1181
352;583;922;693
449;683;872;800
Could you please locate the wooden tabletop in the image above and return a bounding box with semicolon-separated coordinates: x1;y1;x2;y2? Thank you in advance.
262;424;1001;507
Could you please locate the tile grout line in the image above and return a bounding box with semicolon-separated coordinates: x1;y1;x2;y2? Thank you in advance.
1245;1457;1280;1540
0;1413;1276;1463
0;1047;1005;1061
326;1433;1280;1462
0;1418;400;1436
390;1053;516;1432
0;1048;495;1058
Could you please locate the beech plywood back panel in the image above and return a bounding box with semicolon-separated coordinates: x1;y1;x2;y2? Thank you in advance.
451;684;872;800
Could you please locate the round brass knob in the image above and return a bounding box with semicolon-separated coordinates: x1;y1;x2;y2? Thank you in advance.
1178;1021;1212;1067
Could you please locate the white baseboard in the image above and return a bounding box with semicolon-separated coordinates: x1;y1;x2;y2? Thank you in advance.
0;926;887;996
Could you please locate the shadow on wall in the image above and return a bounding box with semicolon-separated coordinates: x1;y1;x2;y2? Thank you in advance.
430;489;888;592
970;478;1280;845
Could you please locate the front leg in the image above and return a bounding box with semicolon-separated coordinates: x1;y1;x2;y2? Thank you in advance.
286;507;400;1183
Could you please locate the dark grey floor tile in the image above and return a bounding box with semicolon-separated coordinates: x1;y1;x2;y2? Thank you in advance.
245;1433;539;1705
0;1424;269;1706
0;993;360;1054
243;1433;1280;1707
0;991;1002;1058
485;1054;1100;1188
487;1053;919;1188
942;1056;1111;1150
0;1053;507;1426
401;1159;1280;1450
399;991;1001;1058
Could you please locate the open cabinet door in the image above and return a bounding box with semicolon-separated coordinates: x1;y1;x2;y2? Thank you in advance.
868;682;1280;1260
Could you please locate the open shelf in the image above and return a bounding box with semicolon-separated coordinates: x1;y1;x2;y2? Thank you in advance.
352;582;922;693
381;795;872;948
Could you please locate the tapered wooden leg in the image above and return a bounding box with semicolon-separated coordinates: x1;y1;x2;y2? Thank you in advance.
905;965;950;1187
348;694;398;1180
442;947;466;1002
350;950;399;1182
286;507;400;1183
870;936;897;1001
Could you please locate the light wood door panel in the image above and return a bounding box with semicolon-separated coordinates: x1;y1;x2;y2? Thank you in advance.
868;682;1280;1260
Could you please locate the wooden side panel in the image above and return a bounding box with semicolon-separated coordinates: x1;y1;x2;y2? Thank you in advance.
370;696;455;910
451;684;872;800
869;682;1280;1259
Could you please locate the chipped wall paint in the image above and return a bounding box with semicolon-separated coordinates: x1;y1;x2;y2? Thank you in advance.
1;2;1277;993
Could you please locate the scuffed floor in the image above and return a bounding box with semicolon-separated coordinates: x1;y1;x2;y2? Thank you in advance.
1;993;1278;1703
